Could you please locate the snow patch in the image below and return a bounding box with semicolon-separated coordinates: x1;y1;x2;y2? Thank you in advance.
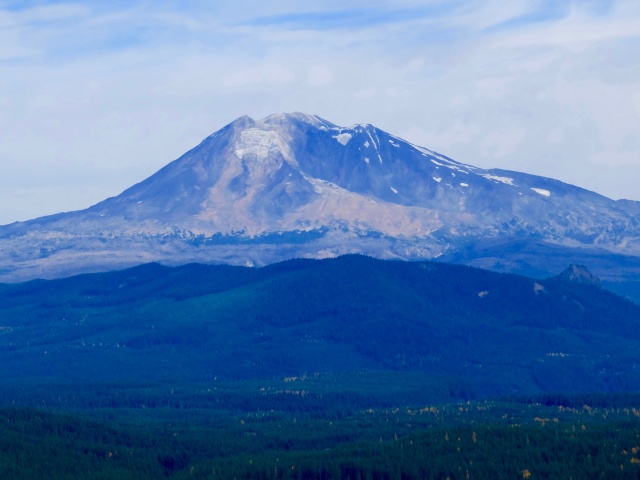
364;157;370;164
460;183;469;187
430;158;469;175
388;140;400;148
416;145;473;170
363;131;383;164
333;133;352;145
306;176;351;195
364;141;370;148
365;130;378;149
481;174;516;186
234;128;294;163
531;188;551;197
390;187;398;194
433;177;442;183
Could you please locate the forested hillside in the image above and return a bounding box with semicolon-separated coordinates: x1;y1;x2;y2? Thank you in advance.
2;397;640;479
1;255;638;400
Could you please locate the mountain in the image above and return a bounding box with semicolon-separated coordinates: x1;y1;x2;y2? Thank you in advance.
1;255;639;400
1;112;639;300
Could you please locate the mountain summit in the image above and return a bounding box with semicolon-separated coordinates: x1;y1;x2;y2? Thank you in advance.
556;264;602;287
1;112;639;290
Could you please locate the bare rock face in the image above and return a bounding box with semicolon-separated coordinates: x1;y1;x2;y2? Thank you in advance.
1;112;639;283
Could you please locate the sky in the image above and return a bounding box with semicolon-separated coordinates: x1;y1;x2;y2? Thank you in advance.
1;0;639;224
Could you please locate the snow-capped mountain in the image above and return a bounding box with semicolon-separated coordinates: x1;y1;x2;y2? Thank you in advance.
1;112;639;295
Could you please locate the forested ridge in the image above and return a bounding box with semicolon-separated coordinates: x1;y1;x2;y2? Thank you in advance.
1;255;639;398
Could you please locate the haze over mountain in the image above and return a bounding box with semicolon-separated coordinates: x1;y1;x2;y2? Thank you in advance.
1;112;639;299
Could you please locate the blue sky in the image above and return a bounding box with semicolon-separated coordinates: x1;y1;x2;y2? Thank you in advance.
0;0;639;223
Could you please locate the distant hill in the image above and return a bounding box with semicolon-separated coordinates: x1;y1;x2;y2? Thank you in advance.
1;255;638;401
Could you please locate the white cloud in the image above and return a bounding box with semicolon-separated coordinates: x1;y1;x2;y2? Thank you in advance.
473;76;516;100
0;3;89;27
490;4;640;49
221;64;296;88
633;91;640;119
479;127;527;159
307;64;334;86
354;88;375;100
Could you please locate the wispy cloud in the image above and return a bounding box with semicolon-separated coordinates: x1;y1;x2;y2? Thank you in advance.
246;4;457;31
480;1;572;32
